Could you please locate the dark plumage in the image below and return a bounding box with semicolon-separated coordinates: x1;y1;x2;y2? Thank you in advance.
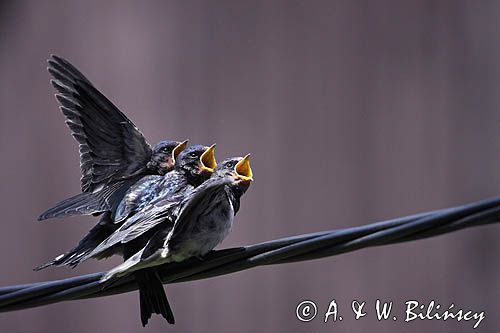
99;155;253;326
34;54;255;328
38;55;188;221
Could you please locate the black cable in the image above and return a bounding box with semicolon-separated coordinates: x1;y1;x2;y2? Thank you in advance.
0;196;498;312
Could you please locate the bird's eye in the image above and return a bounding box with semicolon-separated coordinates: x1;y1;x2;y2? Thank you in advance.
189;152;198;158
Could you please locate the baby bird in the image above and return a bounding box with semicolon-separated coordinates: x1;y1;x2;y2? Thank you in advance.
101;155;253;282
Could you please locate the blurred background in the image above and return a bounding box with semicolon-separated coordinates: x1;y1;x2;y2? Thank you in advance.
0;1;499;332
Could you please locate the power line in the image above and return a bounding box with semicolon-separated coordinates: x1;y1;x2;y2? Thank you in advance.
0;196;498;312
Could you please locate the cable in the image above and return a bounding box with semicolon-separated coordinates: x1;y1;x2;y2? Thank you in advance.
0;196;498;312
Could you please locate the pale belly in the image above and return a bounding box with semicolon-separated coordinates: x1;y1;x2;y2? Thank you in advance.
169;192;234;262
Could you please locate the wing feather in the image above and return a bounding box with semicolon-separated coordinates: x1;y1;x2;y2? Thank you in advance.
167;178;232;243
48;55;152;192
81;200;179;262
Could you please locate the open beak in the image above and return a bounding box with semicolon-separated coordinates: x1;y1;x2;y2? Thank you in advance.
200;144;217;173
235;154;253;181
172;140;189;163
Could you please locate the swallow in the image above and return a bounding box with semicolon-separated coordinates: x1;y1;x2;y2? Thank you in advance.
38;55;188;221
42;144;218;326
113;144;217;327
99;155;253;325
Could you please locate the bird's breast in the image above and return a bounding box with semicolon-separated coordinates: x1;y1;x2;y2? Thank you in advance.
172;192;234;260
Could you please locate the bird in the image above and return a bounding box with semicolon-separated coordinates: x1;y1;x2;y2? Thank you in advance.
98;155;253;326
109;144;218;327
35;144;217;270
38;55;188;221
34;54;190;271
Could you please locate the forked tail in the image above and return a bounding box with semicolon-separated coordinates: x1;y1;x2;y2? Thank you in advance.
135;269;175;326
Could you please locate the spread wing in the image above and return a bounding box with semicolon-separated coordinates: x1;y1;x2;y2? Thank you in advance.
48;55;152;193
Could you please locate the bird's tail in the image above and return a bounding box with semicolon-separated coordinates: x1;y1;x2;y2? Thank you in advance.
38;191;106;221
34;214;118;270
135;269;175;326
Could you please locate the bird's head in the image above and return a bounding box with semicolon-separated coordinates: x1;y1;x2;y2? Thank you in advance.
150;140;189;175
214;154;253;195
175;144;217;185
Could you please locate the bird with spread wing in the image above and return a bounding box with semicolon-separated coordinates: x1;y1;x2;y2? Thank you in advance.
36;55;188;270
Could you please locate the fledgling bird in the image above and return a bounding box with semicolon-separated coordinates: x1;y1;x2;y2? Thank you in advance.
99;155;253;326
35;55;189;270
39;55;188;221
72;144;217;326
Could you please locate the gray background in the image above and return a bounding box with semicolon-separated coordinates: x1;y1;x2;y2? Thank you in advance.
0;1;498;332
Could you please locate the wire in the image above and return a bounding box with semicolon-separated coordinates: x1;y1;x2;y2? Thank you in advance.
0;196;498;312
